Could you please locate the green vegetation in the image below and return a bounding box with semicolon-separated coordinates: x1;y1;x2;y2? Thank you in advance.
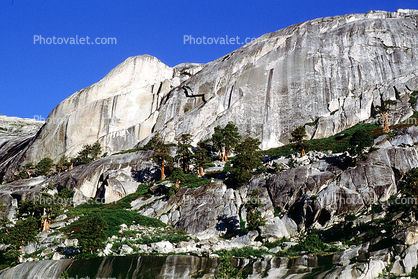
176;133;194;173
35;157;54;176
399;167;418;198
264;237;290;249
167;168;211;194
228;137;262;186
214;250;243;279
348;127;374;157
75;142;102;165
222;122;241;162
245;189;266;231
290;126;307;155
74;213;108;253
150;133;173;181
276;234;336;257
0;217;39;267
63;184;165;239
263;123;382;157
64;207;165;238
214;246;270;259
194;140;212;177
113;230;190;250
211;125;226;161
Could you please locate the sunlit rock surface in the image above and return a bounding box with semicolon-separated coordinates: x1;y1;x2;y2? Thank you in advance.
2;10;418;182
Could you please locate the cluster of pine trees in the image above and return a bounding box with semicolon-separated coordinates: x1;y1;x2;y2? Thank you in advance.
147;122;262;186
18;142;103;180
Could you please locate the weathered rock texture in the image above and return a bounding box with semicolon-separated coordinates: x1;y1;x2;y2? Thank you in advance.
2;10;418;182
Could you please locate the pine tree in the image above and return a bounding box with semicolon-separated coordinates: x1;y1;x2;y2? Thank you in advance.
77;144;93;164
150;134;173;180
194;140;212;177
291;126;307;156
230;137;261;186
223;121;241;161
348;128;373;157
57;155;69;174
211;125;225;161
234;137;261;172
0;200;9;232
168;168;187;189
35;157;54;176
176;133;194;173
77;213;108;254
90;142;102;160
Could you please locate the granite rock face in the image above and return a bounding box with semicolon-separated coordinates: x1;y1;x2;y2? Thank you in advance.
154;9;418;149
0;151;158;218
2;10;418;182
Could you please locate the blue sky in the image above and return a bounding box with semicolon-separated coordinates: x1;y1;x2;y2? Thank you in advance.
1;0;417;119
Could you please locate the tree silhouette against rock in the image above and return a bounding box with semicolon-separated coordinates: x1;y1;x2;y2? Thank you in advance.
194;140;212;177
223;122;241;162
176;133;194;174
230;137;261;186
291;126;307;156
211;125;225;161
150;134;173;181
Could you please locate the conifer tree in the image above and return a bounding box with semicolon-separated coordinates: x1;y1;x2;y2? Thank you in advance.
194;140;212;177
176;133;194;173
223;121;241;161
230;137;261;186
90;142;102;160
150;134;173;180
211;125;225;161
291;126;307;156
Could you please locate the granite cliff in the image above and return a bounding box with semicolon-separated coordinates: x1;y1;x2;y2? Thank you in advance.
2;9;418;279
1;9;418;182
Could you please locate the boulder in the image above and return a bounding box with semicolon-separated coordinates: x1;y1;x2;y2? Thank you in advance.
402;244;418;274
259;217;290;242
151;241;174;254
52;252;64;261
393;222;418;245
120;244;134;255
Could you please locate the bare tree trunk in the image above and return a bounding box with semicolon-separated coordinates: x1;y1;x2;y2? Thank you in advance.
69;162;73;170
224;146;229;162
199;166;204;177
161;164;165;180
383;111;390;133
220;152;224;162
301;149;306;156
41;208;51;232
26;171;31;179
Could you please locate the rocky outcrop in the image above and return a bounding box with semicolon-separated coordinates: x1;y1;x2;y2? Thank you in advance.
0;150;157;217
0;115;44;143
0;259;72;279
0;116;44;183
154;9;418;149
2;10;418;182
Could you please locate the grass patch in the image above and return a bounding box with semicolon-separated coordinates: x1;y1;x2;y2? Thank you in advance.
63;209;165;238
63;184;164;238
262;123;383;157
112;147;147;155
214;246;270;259
264;237;290;249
